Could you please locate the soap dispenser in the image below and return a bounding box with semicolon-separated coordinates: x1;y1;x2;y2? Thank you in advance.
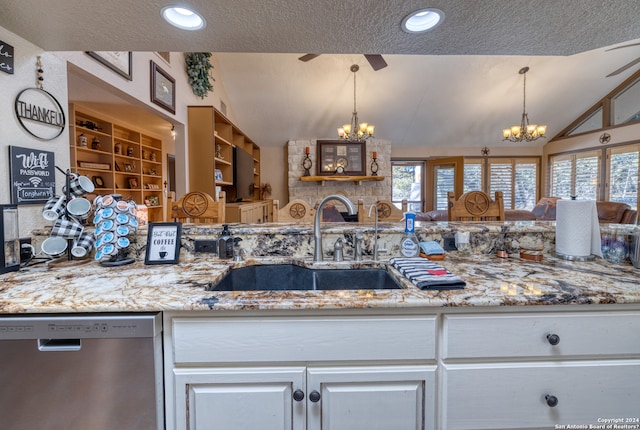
399;212;420;257
218;224;233;259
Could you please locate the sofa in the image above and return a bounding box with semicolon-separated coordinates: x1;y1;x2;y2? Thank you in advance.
416;198;638;224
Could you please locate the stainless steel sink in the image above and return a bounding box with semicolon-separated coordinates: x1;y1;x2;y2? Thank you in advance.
208;264;402;291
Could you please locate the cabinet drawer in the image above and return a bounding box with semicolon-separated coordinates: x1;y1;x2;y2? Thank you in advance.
443;311;640;359
442;360;640;430
172;315;436;364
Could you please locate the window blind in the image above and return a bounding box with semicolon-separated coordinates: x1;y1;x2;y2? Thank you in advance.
489;162;513;209
607;145;639;208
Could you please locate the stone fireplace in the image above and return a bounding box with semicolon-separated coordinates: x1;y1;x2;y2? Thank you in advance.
287;139;392;209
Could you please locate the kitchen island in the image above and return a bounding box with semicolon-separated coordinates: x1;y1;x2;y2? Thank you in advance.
1;221;639;430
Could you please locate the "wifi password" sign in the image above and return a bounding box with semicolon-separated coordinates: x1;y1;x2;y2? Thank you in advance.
9;146;55;204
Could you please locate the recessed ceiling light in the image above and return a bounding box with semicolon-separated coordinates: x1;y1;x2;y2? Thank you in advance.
401;8;444;34
161;5;206;31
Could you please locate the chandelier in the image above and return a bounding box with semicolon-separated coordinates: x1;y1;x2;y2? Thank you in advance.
502;66;547;142
337;64;375;142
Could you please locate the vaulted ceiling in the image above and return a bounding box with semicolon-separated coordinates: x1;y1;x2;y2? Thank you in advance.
2;0;640;148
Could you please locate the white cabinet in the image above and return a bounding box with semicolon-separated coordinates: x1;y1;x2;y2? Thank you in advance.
441;311;640;430
173;365;433;430
307;366;432;430
165;313;437;430
165;308;640;430
174;367;306;430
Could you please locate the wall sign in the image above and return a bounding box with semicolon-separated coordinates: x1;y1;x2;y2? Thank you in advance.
14;87;66;140
0;40;14;74
9;146;56;204
144;222;182;264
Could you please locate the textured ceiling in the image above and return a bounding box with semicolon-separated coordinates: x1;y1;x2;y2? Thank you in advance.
2;0;639;55
2;0;640;148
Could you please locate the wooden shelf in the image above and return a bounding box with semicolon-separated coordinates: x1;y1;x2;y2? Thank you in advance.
188;106;261;200
300;175;385;185
69;103;166;222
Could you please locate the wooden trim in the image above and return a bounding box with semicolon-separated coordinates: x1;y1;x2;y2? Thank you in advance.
426;156;464;211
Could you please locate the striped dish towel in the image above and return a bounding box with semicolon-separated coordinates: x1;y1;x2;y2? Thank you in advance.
389;257;466;290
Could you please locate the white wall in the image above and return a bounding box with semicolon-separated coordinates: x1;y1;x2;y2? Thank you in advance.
0;27;69;237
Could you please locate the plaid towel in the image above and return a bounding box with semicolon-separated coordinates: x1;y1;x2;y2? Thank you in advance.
389;257;466;290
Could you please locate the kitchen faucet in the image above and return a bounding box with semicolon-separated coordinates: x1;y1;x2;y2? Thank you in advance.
314;194;357;262
368;204;379;261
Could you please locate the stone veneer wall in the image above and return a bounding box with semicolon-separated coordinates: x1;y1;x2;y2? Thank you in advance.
287;139;392;209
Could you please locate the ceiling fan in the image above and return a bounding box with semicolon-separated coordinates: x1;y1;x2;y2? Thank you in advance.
605;42;640;77
298;53;388;71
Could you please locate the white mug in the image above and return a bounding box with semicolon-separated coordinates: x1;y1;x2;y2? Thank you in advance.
63;174;95;197
41;236;68;257
67;197;92;220
42;195;66;221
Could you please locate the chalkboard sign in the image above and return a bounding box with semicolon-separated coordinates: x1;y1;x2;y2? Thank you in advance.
9;146;55;204
0;40;13;75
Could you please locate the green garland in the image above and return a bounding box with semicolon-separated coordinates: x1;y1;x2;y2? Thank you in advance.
185;52;215;99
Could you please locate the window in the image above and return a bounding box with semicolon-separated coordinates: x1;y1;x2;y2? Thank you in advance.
549;151;600;200
463;158;540;210
567;107;603;136
560;69;640;137
606;145;639;208
612;78;640;125
391;161;423;212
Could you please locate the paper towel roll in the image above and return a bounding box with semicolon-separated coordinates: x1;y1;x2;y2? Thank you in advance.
555;200;602;258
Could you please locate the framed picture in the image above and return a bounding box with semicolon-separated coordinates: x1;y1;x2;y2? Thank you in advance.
128;177;139;189
78;161;110;170
124;163;133;172
92;176;105;188
317;140;366;176
86;51;132;80
150;61;176;114
144;222;182;265
214;169;223;181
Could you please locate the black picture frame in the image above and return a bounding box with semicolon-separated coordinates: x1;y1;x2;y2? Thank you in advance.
317;140;366;176
150;61;176;114
86;51;132;80
124;163;133;172
144;222;182;265
92;176;105;188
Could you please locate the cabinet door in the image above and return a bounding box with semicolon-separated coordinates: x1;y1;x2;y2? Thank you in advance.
307;365;436;430
173;367;306;430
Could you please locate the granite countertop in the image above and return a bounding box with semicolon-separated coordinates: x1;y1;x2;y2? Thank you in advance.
1;250;639;314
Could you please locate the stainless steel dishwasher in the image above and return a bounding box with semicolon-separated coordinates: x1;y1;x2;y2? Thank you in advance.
0;313;163;430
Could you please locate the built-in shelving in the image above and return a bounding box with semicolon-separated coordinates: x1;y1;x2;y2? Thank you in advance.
188;106;261;200
69;103;166;222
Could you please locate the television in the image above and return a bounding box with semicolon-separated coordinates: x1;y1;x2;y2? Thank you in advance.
233;147;255;201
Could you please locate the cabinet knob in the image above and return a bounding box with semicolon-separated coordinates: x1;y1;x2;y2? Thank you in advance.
546;333;560;345
292;389;305;402
309;390;321;403
545;394;559;407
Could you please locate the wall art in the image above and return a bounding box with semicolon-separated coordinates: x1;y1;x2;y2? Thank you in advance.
150;61;175;114
86;51;132;80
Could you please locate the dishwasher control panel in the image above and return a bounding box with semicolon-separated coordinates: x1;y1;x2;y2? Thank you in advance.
0;314;160;339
